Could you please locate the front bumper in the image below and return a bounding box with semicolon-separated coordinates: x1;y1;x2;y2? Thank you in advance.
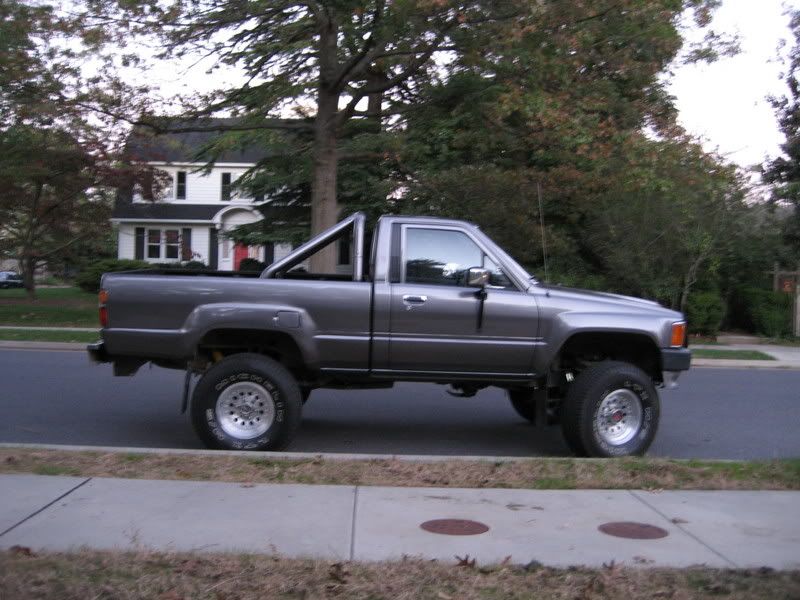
662;347;691;372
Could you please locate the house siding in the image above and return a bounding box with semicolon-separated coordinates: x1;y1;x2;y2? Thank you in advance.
134;166;252;205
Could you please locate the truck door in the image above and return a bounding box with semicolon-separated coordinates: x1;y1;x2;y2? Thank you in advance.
388;225;538;375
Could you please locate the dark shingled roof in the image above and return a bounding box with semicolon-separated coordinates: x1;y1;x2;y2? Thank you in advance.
126;118;267;164
112;202;222;221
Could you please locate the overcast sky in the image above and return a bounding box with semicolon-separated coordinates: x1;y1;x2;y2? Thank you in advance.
668;0;797;168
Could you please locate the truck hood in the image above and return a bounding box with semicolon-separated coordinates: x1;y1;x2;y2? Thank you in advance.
537;284;682;318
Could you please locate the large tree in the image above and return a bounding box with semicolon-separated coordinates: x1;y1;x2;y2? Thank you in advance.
763;10;800;257
0;0;148;296
79;0;533;269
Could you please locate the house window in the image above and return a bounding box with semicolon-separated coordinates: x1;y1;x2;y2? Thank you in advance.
147;230;161;259
165;230;180;259
176;171;187;200
221;172;232;201
146;229;181;261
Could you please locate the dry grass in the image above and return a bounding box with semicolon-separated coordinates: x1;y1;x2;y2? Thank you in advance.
1;548;798;600
1;448;799;490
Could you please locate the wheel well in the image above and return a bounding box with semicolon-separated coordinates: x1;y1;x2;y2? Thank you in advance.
555;332;661;381
197;329;305;374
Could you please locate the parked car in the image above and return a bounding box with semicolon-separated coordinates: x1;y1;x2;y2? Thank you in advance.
0;271;23;289
88;212;691;457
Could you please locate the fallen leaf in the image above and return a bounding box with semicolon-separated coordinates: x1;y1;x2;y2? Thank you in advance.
455;554;476;569
328;562;349;584
670;517;688;524
524;559;543;571
9;545;36;558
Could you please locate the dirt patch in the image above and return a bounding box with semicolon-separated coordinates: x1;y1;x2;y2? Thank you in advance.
1;549;797;600
1;448;798;490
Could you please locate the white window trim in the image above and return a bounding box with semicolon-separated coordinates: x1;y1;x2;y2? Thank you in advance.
146;228;182;263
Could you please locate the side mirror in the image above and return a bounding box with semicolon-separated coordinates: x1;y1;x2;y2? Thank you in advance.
467;267;490;288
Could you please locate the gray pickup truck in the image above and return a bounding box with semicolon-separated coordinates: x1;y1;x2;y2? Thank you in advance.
88;212;690;457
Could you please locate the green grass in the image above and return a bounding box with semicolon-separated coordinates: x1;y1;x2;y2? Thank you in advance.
0;329;99;343
693;349;776;361
0;287;97;327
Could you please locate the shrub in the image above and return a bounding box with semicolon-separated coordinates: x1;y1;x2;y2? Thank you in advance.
238;258;266;272
686;291;725;336
75;259;153;293
736;287;793;338
183;260;207;271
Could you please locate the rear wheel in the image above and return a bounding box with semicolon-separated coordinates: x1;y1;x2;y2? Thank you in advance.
560;361;659;458
191;353;302;451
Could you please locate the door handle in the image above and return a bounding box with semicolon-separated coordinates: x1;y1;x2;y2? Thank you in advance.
402;294;428;304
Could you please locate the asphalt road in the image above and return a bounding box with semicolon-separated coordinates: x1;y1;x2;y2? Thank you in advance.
1;348;799;460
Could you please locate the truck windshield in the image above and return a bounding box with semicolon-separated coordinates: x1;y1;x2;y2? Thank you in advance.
473;229;536;288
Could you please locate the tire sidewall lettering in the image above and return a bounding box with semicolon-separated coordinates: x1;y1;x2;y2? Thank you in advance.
206;370;284;446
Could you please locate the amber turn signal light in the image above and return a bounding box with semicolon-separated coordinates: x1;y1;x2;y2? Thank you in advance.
670;322;686;348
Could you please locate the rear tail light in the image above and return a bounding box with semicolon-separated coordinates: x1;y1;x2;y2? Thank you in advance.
98;289;108;328
670;322;686;348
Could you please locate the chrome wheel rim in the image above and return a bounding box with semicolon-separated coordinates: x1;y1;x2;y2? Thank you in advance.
215;381;275;439
596;388;642;446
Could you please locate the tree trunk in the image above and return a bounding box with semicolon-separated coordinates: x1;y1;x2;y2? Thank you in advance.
309;14;341;274
22;256;36;300
309;93;340;273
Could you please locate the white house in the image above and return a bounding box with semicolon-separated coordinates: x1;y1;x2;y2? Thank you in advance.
112;125;292;270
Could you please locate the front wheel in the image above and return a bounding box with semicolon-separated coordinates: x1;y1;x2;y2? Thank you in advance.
190;353;302;451
560;361;659;458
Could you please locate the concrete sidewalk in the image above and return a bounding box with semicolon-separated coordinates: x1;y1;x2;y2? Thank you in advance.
1;474;798;569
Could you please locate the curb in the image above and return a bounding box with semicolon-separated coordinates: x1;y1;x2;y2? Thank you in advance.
0;326;98;332
0;341;89;352
692;358;799;369
0;442;744;464
0;442;545;463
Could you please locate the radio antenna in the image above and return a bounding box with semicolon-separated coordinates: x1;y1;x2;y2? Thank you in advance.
537;181;549;283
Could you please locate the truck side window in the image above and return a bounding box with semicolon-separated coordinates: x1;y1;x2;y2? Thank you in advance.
404;228;483;286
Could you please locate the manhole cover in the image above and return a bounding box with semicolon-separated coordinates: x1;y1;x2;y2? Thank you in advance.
598;521;669;540
420;519;490;536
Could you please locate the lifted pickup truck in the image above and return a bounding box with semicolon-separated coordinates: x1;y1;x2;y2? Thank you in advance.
88;212;690;457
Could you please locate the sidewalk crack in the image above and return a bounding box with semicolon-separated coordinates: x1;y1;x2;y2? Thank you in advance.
349;486;359;561
0;477;92;538
628;490;738;568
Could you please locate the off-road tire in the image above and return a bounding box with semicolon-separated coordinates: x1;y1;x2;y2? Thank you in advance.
561;361;659;458
191;353;302;451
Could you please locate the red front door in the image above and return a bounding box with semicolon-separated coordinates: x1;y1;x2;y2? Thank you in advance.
234;243;249;270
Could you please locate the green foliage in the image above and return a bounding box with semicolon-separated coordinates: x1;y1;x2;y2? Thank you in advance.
738;289;794;338
730;287;794;338
763;10;800;257
75;259;153;293
686;292;725;336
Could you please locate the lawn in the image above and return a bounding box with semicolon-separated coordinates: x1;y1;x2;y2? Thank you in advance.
692;349;776;361
2;549;798;600
0;330;99;343
2;448;799;491
0;287;97;327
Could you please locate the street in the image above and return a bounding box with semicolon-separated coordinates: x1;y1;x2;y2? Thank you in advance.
1;349;798;459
